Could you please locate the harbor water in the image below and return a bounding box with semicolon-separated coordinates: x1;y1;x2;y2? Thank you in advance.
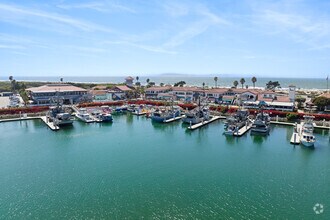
0;115;329;219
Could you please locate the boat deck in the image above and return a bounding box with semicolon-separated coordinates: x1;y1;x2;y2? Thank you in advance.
132;111;146;116
187;116;221;130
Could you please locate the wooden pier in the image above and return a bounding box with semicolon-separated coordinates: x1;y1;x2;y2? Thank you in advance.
187;116;221;130
233;123;253;137
164;115;184;123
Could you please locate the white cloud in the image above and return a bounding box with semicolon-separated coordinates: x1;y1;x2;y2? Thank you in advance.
57;1;136;13
0;3;114;33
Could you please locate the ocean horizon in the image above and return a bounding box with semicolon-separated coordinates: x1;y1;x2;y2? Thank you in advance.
1;76;328;90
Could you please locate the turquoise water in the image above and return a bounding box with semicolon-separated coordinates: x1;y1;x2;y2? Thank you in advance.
0;115;330;219
4;76;329;90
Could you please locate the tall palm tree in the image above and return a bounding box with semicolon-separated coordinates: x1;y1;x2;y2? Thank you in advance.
233;80;238;88
60;78;63;83
240;78;245;89
251;76;257;88
202;82;205;97
214;76;218;88
9;76;15;92
136;76;139;82
146;78;150;84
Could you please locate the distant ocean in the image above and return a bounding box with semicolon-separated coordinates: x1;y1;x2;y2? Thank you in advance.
1;76;328;90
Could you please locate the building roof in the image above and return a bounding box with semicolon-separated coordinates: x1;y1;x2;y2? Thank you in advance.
90;90;107;96
275;96;291;102
92;85;108;90
172;86;204;92
319;92;330;99
206;88;229;94
26;84;87;93
145;86;172;92
114;85;132;92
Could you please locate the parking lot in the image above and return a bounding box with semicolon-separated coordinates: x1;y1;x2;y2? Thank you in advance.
0;97;10;108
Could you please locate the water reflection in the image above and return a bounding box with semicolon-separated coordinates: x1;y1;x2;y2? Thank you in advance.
250;133;268;145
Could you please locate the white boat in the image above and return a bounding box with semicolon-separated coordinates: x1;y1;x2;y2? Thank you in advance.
299;115;316;147
75;108;95;123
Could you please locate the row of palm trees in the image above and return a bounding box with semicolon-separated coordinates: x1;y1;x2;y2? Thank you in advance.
213;76;257;89
135;75;258;89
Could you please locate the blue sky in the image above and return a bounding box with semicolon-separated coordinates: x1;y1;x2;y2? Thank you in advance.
0;0;329;78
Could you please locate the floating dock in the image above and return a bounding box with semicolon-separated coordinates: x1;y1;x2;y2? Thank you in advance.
233;123;253;137
0;116;59;131
40;116;60;131
290;124;301;144
164;115;184;123
187;116;221;130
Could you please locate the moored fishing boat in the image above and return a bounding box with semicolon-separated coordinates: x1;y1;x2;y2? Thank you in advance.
223;109;249;135
182;97;210;125
299;115;315;147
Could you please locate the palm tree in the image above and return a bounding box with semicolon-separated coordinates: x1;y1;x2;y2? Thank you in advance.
160;82;164;87
60;78;63;83
146;78;150;84
214;76;218;88
9;76;15;92
240;78;245;89
136;76;139;82
233;80;238;88
202;82;206;97
251;76;257;88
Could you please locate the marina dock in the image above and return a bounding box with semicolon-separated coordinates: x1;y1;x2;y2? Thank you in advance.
0;116;59;131
164;115;184;123
290;124;301;144
188;116;221;130
40;116;60;131
233;123;253;137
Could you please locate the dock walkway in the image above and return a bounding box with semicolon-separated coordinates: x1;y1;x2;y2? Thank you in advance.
0;116;59;131
164;116;184;123
188;116;221;130
233;123;252;137
290;124;301;144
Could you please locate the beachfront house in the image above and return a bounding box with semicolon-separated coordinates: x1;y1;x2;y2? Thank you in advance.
26;84;89;105
171;87;205;102
145;86;172;99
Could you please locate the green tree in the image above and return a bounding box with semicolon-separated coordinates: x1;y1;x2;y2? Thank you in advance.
251;76;257;88
136;76;139;82
313;96;330;111
146;78;150;84
160;82;164;87
286;113;298;121
174;81;186;87
240;78;245;88
266;81;281;91
214;76;218;88
233;80;238;88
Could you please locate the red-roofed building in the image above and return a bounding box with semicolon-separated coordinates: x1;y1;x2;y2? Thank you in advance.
26;84;88;105
145;86;172;99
